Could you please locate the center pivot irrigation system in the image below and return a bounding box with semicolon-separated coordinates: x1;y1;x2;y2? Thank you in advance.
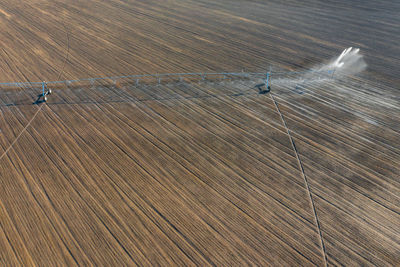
0;69;335;104
0;47;362;104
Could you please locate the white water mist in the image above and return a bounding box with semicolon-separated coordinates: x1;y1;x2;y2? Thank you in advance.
316;47;367;77
274;47;368;87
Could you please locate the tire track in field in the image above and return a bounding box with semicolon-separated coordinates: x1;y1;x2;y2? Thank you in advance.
269;92;328;266
102;84;323;264
0;90;88;265
188;81;400;211
51;85;304;264
201;83;400;236
72;86;282;265
133;79;398;264
0;13;71;265
0;13;70;162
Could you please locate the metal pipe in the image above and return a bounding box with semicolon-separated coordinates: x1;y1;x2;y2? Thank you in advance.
42;81;45;97
0;70;335;89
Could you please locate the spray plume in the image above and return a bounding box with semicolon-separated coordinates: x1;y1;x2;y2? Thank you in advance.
318;47;367;77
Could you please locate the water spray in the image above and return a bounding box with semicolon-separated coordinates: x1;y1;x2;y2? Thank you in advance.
318;46;367;78
289;47;367;93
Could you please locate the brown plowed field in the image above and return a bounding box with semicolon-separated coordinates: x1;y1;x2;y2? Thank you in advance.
0;0;399;265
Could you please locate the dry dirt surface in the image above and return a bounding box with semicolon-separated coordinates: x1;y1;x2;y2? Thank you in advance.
0;0;399;266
